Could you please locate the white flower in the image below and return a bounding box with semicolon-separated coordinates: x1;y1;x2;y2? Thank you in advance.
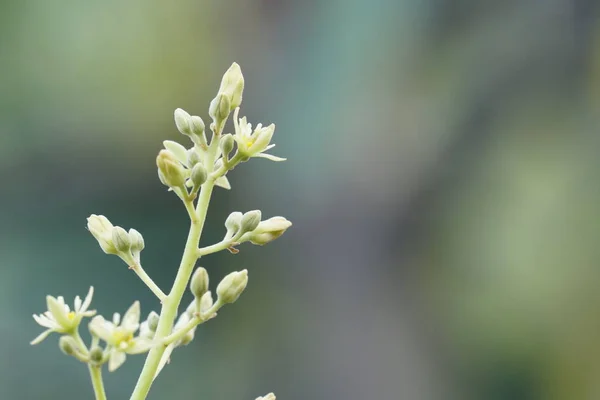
89;301;153;371
256;393;276;400
248;216;292;245
31;287;96;345
233;108;286;161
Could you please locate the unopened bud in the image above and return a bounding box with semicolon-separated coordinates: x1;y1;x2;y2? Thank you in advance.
190;267;209;299
190;116;208;147
87;214;117;255
147;311;159;332
199;291;214;317
129;228;145;253
174;108;192;135
225;211;243;236
156;150;186;188
241;210;261;233
209;93;231;124
90;346;104;364
191;163;208;187
187;148;202;168
216;270;248;304
218;62;245;110
112;226;131;253
249;216;292;245
59;336;78;356
180;329;195;345
220;134;234;159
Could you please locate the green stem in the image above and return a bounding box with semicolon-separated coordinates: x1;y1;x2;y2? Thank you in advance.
89;364;107;400
130;263;167;302
129;182;215;400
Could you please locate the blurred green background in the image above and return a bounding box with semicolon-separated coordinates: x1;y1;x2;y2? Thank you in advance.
1;0;600;399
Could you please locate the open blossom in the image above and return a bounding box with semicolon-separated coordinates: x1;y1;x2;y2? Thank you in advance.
89;301;152;371
232;108;285;161
31;287;96;345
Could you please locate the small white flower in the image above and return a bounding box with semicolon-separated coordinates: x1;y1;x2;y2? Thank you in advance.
89;301;153;371
87;215;118;255
248;216;292;245
233;108;286;161
31;287;96;345
256;393;276;400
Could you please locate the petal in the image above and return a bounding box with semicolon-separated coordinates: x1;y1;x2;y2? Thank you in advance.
46;296;71;329
80;286;94;312
30;329;54;345
122;301;141;331
33;314;58;329
253;153;287;162
215;176;231;190
89;316;115;343
108;349;127;372
127;337;153;354
163;141;188;165
74;296;82;312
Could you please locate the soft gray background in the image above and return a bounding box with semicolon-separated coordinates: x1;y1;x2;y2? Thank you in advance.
1;0;599;399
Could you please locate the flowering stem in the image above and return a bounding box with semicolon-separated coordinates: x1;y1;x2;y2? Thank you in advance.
129;181;215;400
162;301;223;346
89;364;107;400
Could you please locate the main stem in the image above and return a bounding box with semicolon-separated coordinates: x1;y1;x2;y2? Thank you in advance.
89;365;107;400
129;181;215;399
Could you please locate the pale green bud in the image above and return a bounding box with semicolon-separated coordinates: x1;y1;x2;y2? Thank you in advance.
225;211;243;236
187;148;202;168
190;116;208;147
199;291;214;317
174;108;192;135
129;228;145;253
111;226;131;253
220;134;234;159
241;210;261;233
217;62;245;110
190;163;208;187
249;216;292;245
190;267;209;299
87;214;117;255
216;270;248;304
90;346;104;364
209;93;231;124
59;335;78;356
156;149;186;188
147;311;159;332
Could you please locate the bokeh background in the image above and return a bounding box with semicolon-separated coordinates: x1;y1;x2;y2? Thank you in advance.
1;0;599;399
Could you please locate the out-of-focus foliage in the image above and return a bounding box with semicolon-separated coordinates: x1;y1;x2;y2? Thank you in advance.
1;1;599;399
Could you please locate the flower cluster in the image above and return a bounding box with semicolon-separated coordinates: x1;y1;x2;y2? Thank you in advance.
31;62;289;400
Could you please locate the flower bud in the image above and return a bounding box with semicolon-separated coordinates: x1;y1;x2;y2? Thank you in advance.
87;214;117;255
220;134;234;159
218;62;245;110
112;226;131;253
156;149;186;188
209;93;231;124
199;291;214;317
59;335;78;356
248;216;292;245
190;163;208;187
216;270;248;304
174;108;192;135
129;228;145;253
190;267;209;299
225;211;243;236
190;116;208;147
187;148;202;168
147;311;159;332
180;329;195;346
241;210;261;233
90;346;104;363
